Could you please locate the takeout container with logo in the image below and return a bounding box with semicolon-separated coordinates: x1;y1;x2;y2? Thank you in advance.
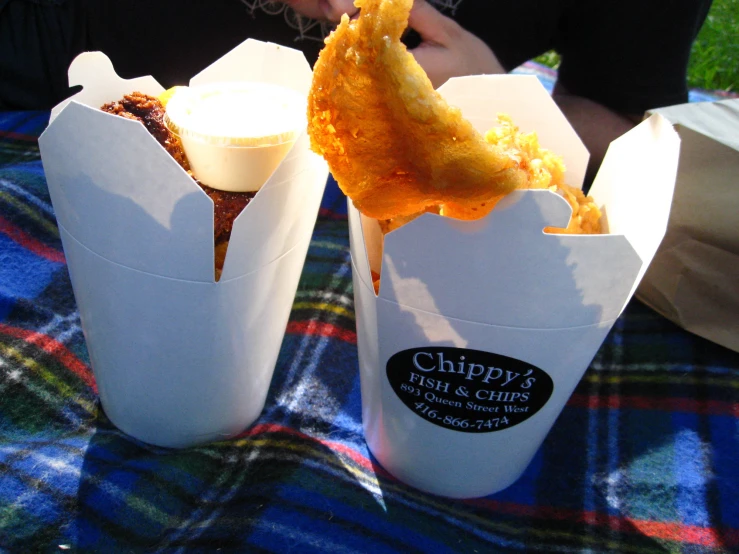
349;75;680;498
38;40;329;448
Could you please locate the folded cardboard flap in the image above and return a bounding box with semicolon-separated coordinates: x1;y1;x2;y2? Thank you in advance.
589;113;680;307
376;190;641;328
221;132;329;281
39;41;327;282
40;103;215;281
637;99;739;352
49;52;164;124
190;39;313;96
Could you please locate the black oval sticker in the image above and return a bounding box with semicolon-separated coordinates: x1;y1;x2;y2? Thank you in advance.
386;347;554;433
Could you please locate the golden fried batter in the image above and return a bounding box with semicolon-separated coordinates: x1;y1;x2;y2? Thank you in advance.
308;0;601;235
308;0;525;221
376;116;602;234
483;115;601;234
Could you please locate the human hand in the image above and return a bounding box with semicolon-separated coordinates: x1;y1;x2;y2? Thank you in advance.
281;0;358;22
408;0;505;88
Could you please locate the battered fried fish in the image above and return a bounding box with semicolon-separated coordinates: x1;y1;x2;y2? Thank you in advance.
308;0;601;235
308;0;525;222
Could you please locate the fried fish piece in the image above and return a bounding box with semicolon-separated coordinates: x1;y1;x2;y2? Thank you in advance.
308;0;601;235
379;115;602;234
308;0;525;221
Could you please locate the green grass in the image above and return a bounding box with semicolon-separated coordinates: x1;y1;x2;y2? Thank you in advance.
687;0;739;92
533;0;739;93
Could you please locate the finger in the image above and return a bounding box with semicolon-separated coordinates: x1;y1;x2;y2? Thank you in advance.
321;0;359;22
408;0;455;45
408;43;448;89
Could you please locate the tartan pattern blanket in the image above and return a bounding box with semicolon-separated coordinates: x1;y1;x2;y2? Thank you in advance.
2;87;739;552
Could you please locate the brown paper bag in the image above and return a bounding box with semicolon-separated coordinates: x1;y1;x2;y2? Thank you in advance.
636;99;739;352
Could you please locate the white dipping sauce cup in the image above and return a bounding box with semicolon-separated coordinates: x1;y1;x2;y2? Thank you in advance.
165;82;306;192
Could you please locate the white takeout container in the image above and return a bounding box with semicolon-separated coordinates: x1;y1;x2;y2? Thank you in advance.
39;40;329;448
350;75;680;498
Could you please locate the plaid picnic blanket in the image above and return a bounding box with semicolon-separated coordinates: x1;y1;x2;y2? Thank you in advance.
2;91;739;552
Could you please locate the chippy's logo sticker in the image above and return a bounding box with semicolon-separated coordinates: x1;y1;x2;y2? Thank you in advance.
386;347;553;433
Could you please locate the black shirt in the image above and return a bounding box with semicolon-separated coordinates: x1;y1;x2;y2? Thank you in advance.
452;0;712;113
0;0;712;112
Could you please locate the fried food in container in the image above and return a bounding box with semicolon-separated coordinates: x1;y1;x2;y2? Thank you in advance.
102;91;256;280
307;0;601;236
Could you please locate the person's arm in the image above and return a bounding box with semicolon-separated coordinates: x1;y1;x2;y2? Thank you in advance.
552;82;641;188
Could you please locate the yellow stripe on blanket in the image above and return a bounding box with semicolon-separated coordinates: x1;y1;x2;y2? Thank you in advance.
291;302;355;319
584;373;739;389
0;191;59;237
0;343;96;416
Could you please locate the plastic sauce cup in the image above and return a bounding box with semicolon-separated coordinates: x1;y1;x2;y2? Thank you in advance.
165;82;306;192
